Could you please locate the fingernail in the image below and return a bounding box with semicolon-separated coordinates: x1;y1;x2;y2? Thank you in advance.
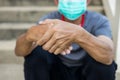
69;46;73;50
66;50;70;54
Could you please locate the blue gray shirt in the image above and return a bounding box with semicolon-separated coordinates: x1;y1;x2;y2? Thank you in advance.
38;11;112;67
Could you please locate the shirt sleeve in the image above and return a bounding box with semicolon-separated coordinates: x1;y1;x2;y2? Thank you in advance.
93;16;112;39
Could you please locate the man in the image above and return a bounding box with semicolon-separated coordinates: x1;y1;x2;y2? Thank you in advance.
15;0;117;80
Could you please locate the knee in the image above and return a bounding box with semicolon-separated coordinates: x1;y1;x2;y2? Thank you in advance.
24;46;57;66
82;56;117;80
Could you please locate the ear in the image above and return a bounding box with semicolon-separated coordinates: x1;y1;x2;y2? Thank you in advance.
54;0;58;5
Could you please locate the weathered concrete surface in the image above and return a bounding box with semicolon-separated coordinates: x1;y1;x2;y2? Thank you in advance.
0;6;104;23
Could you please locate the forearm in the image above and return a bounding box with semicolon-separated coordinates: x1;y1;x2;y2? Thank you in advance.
75;28;114;65
15;34;35;57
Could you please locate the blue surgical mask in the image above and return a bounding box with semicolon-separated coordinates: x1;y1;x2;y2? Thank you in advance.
58;0;87;20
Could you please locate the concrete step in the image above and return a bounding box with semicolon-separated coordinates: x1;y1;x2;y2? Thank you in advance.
0;23;35;40
90;0;102;6
0;6;57;23
0;64;24;80
0;40;24;64
0;6;104;23
0;0;102;6
0;0;55;6
116;72;120;80
0;40;24;80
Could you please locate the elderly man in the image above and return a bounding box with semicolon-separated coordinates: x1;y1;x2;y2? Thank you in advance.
15;0;117;80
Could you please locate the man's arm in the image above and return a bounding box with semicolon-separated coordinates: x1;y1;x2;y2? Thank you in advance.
15;33;37;56
15;24;73;56
75;28;114;65
37;19;114;65
15;25;48;57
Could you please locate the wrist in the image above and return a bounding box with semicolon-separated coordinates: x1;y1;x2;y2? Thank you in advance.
74;28;84;43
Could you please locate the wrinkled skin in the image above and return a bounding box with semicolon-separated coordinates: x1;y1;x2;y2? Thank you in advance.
26;21;73;55
37;19;82;55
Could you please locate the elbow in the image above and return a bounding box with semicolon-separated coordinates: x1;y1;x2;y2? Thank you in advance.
104;54;114;65
103;45;114;65
96;48;114;65
101;51;114;65
104;57;114;65
96;55;114;65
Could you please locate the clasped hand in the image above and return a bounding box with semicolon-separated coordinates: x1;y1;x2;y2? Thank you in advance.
26;19;82;55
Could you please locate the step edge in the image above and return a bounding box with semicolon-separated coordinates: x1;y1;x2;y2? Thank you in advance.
0;6;103;11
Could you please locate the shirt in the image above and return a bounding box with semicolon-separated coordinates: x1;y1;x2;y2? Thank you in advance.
37;10;112;67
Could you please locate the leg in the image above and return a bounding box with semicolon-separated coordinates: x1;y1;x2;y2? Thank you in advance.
50;59;77;80
24;46;58;80
82;55;117;80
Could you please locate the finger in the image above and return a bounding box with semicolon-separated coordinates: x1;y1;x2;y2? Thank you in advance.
38;21;55;28
39;19;59;25
60;46;72;55
36;29;55;46
38;19;52;24
69;46;73;51
44;19;59;24
42;34;57;51
54;47;64;55
60;48;71;55
54;40;71;55
61;51;66;55
65;49;71;54
48;40;66;53
38;19;54;24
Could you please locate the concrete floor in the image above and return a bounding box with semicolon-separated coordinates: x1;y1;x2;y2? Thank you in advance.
0;64;24;80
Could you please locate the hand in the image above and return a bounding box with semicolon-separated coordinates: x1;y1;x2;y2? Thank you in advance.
25;24;50;42
37;19;82;55
25;23;73;55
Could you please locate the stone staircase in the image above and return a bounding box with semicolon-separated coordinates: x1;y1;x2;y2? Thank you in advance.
0;0;119;80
